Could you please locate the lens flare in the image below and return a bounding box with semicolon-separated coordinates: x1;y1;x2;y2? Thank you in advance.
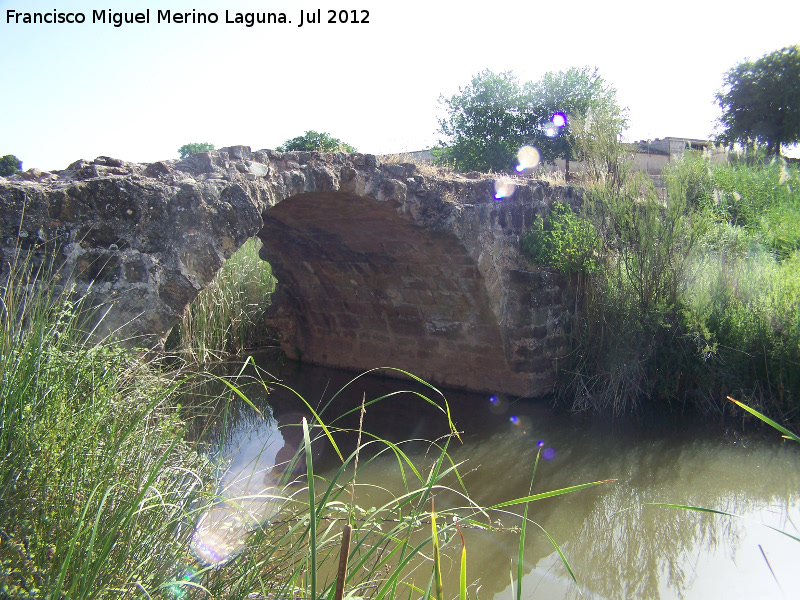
494;179;516;199
552;112;567;128
166;565;199;598
509;414;532;435
545;126;559;138
489;394;509;414
543;447;557;460
516;145;541;171
190;461;288;567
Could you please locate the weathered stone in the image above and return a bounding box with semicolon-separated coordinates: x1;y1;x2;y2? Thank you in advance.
144;161;171;177
93;156;125;167
18;168;43;181
0;146;582;398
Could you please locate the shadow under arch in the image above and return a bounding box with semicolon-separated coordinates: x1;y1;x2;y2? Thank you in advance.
257;189;527;395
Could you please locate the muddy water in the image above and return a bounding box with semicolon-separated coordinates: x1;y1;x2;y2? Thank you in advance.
191;351;800;600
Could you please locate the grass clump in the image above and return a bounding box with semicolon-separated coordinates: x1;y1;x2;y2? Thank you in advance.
523;150;800;419
0;255;214;598
167;237;277;363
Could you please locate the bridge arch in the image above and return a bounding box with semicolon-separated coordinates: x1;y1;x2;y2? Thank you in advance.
0;146;580;398
258;190;511;394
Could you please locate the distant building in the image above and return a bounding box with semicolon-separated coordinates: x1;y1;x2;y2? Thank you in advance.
379;149;436;162
630;137;727;176
386;137;728;186
541;137;725;177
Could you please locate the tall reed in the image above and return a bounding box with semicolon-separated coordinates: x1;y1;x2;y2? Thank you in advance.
0;249;215;598
168;237;277;363
525;151;800;418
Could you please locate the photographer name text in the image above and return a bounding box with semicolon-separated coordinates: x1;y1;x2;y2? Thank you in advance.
6;8;370;28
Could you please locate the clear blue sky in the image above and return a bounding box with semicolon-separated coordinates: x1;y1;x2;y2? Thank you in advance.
2;0;799;171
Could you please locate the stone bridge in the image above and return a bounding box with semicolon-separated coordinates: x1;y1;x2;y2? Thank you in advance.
0;147;582;397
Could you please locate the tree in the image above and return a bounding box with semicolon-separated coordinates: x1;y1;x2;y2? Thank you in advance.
276;131;356;153
715;46;800;158
0;154;22;176
526;67;625;180
436;70;538;172
178;143;215;159
436;67;626;176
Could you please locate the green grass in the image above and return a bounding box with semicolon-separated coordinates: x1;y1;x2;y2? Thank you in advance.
683;246;800;411
1;250;608;599
0;252;215;598
524;152;800;419
166;237;277;364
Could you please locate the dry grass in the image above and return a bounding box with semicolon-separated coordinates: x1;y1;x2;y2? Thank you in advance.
378;153;453;178
379;152;590;191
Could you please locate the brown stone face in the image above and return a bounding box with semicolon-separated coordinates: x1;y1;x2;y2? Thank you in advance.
259;191;520;395
0;147;581;398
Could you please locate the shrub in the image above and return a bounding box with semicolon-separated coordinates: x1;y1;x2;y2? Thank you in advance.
276;131;356;153
545;153;800;417
0;154;22;176
522;201;601;274
178;143;215;159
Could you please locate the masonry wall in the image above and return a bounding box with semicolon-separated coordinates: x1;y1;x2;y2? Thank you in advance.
1;147;581;399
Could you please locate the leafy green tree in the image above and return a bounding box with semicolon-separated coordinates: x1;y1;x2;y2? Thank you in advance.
526;67;625;180
436;70;539;172
0;154;22;176
715;46;800;158
276;131;356;153
436;67;626;176
178;143;215;159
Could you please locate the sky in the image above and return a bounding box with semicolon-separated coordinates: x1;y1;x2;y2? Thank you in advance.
1;0;799;171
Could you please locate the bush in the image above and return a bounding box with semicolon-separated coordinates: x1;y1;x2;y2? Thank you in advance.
0;154;22;176
522;201;601;274
276;131;356;153
178;143;215;159
539;153;800;417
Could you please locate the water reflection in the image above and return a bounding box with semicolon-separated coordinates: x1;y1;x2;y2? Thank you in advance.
555;438;800;600
187;401;288;565
183;353;800;598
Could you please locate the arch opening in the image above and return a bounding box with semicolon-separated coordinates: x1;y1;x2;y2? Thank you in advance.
164;236;278;361
257;191;518;394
